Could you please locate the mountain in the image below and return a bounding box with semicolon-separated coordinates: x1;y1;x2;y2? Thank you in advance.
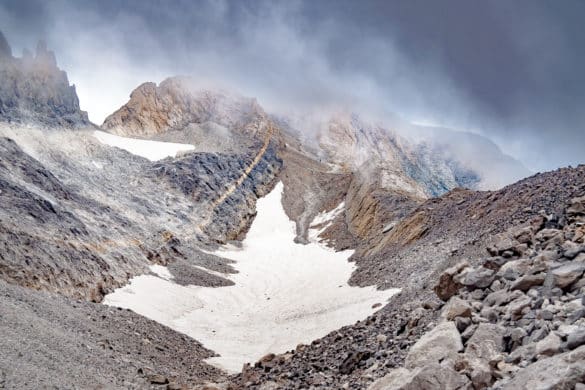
0;32;89;127
1;30;584;389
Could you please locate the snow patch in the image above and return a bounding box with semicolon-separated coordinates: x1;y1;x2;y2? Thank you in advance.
104;182;398;373
93;130;195;161
308;202;346;245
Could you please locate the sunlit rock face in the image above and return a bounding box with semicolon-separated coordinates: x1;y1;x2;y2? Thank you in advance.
102;76;271;143
0;31;89;127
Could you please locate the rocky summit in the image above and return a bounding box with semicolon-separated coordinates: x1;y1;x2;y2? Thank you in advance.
0;32;89;127
0;28;584;390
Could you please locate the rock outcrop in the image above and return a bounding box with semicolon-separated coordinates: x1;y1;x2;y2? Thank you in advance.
0;31;89;127
102;76;269;142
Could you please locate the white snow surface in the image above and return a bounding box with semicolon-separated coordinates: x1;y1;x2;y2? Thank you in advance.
103;182;399;373
93;130;195;161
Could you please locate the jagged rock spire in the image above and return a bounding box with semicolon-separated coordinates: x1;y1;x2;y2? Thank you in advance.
0;30;12;58
0;31;89;127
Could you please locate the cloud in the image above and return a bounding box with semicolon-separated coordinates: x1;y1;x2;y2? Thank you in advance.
0;0;584;171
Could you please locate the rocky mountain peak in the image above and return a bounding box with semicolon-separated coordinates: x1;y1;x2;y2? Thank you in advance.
102;76;268;140
0;31;12;58
33;39;58;68
0;31;89;127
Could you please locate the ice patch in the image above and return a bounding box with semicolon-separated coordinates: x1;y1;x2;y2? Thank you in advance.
93;130;194;161
104;182;398;373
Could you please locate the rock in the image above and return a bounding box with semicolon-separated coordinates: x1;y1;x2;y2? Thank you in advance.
568;308;585;323
533;250;561;265
339;350;371;374
511;226;535;244
535;332;561;356
455;316;472;333
0;35;89;126
466;323;506;355
550;261;585;288
461;324;477;341
488;233;518;256
480;307;499;323
500;345;585;389
563;240;585;259
484;289;523;307
510;274;545;292
567;196;585;219
507;343;536;364
506;327;527;351
507;295;532;321
490;279;503;291
535;228;563;243
567;327;585;350
498;259;533;280
529;326;549;343
538;309;554;320
148;374;169;384
367;364;471;390
483;256;508;271
377;334;388;344
460;267;495;289
405;321;463;369
441;297;472;320
434;261;469;301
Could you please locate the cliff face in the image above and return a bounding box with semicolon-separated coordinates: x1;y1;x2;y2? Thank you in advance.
0;32;89;127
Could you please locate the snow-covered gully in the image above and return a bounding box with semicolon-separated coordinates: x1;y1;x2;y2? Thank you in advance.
104;182;399;373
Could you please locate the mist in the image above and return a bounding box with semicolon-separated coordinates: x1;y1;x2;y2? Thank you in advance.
1;0;584;172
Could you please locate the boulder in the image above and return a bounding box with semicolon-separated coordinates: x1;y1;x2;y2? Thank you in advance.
434;261;469;301
484;289;523;307
510;274;545;292
367;364;471;390
567;327;585;350
405;322;463;369
488;233;518;256
535;228;563;243
506;295;532;321
500;345;585;389
567;196;585;219
550;261;585;288
463;323;506;388
535;333;562;357
563;241;585;260
460;267;495;289
441;297;473;320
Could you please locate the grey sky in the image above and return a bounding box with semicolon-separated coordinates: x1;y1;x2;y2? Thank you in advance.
1;0;584;171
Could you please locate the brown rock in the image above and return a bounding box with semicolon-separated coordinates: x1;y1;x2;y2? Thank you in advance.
434;261;469;301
